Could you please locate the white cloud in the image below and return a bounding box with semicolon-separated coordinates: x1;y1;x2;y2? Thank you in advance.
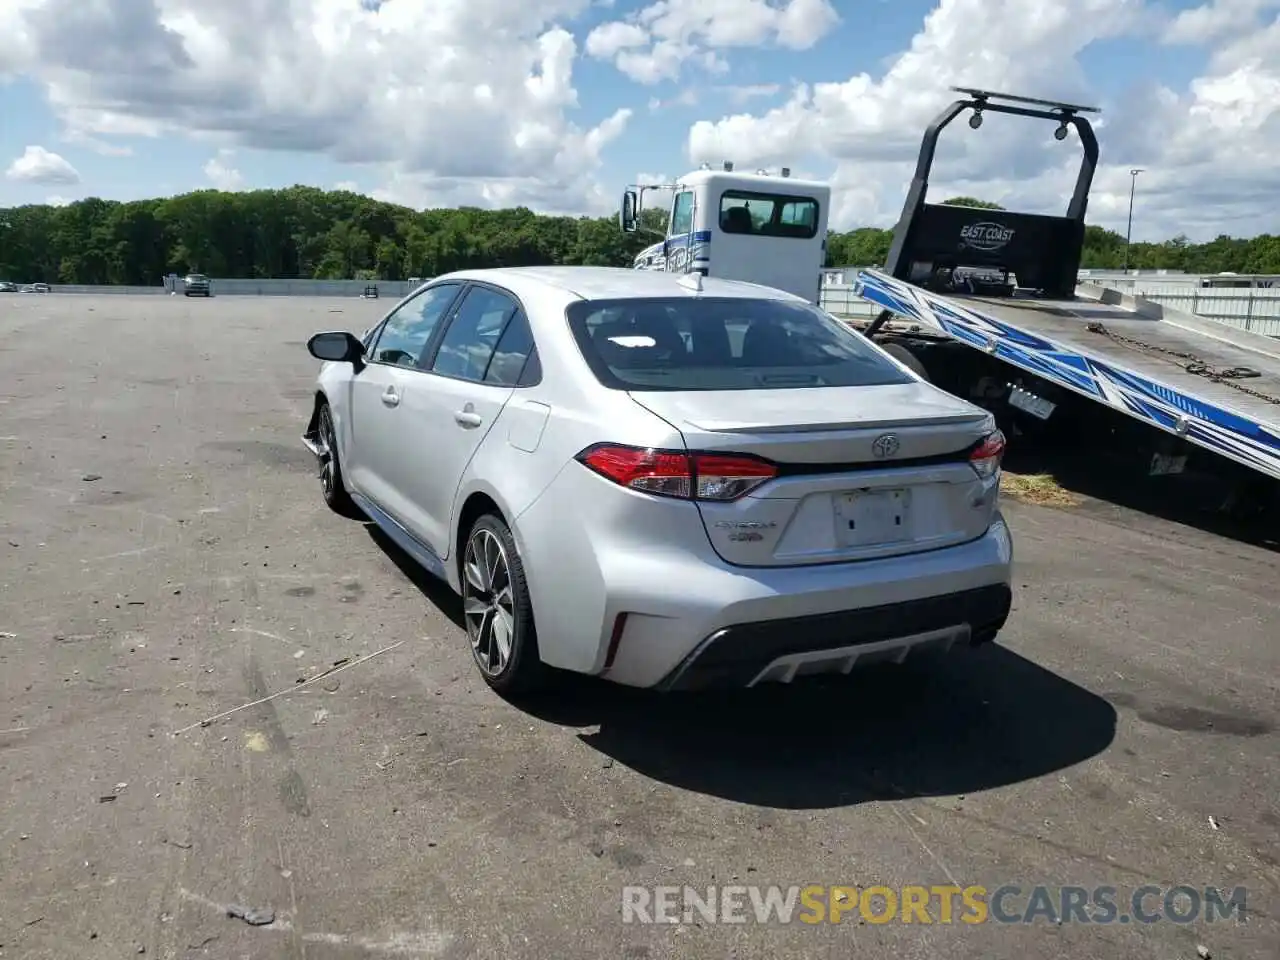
45;195;73;206
718;83;782;105
648;89;699;111
2;0;631;212
587;0;839;84
585;20;647;57
203;149;243;191
1162;0;1279;44
62;131;133;157
4;145;81;184
684;0;1280;240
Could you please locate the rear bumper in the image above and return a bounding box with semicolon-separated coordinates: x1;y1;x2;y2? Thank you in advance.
658;583;1011;691
514;456;1014;688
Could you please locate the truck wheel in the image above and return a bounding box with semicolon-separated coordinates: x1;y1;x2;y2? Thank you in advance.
881;342;930;382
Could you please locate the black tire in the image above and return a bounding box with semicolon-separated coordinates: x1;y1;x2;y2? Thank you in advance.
316;402;356;515
881;341;930;381
461;513;547;696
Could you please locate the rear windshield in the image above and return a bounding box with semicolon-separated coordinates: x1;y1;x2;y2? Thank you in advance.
566;296;913;391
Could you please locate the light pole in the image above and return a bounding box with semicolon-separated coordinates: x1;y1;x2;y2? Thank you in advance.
1123;168;1143;272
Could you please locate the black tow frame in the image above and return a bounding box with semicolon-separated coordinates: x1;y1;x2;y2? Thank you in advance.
879;87;1101;308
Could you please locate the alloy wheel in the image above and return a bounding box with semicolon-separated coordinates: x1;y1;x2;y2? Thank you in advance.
463;528;515;675
317;409;336;497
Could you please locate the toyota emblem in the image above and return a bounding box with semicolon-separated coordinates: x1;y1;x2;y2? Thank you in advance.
871;434;900;458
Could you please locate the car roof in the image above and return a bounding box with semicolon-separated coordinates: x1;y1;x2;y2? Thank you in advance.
434;266;807;304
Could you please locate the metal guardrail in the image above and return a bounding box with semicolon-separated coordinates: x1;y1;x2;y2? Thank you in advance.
817;286;879;319
34;279;420;298
24;274;1280;338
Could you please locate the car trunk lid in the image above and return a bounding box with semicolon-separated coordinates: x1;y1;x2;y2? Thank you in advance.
629;384;1001;566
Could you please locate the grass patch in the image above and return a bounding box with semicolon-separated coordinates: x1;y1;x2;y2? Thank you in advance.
1000;471;1081;507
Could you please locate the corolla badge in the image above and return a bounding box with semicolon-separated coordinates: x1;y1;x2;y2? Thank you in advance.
871;434;900;458
715;520;776;542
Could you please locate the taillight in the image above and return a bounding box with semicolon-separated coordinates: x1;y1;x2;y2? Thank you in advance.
577;445;693;499
692;453;777;500
969;430;1006;479
576;444;776;501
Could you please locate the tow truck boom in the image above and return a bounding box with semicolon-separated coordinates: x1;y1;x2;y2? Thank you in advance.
854;87;1280;495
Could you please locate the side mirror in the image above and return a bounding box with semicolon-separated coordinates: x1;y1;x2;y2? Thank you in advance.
619;190;638;233
307;331;364;364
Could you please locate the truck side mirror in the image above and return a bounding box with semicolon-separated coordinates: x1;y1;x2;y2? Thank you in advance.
619;190;638;232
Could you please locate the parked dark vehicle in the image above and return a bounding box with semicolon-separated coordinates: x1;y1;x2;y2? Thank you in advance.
183;274;211;297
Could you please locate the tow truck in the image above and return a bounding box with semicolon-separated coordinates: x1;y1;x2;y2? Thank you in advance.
619;87;1280;517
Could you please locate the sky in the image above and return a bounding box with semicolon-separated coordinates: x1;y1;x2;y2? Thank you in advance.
1;0;1278;242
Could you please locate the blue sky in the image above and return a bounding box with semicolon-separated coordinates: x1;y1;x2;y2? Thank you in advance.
0;0;1274;239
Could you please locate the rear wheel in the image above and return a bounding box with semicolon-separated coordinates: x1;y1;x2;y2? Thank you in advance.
315;402;355;514
461;514;546;696
880;341;930;381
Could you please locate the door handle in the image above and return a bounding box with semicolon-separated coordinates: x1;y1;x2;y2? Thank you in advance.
453;410;483;428
381;386;400;407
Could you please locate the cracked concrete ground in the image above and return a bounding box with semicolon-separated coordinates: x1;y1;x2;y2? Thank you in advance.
0;293;1277;959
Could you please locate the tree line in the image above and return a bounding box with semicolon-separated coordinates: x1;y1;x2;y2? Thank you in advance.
2;187;1278;286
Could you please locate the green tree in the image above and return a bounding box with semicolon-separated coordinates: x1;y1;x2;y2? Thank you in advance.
940;197;1005;209
3;186;1279;285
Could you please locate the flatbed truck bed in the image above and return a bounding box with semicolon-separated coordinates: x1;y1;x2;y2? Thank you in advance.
855;267;1280;481
850;87;1280;489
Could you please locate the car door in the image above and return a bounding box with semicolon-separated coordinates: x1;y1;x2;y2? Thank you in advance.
346;282;463;530
400;284;536;557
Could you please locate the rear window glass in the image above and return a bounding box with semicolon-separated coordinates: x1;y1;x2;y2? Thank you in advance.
719;191;819;239
566;297;913;391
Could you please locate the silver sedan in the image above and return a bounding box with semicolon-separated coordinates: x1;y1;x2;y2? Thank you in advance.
303;267;1013;695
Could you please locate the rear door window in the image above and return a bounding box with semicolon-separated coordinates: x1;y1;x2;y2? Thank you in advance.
566;297;912;391
427;285;519;382
483;309;538;386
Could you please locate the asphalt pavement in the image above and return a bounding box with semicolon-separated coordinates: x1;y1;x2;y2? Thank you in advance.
1;292;1277;959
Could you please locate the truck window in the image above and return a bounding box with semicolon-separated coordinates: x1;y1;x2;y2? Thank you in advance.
670;191;694;236
719;190;819;239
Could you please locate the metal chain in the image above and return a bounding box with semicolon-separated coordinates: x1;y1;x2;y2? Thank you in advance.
1084;321;1280;407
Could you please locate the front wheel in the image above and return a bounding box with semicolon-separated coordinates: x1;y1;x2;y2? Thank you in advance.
461;514;546;696
315;402;355;515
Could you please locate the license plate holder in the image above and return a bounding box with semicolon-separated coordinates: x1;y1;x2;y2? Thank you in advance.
1008;385;1056;420
1149;452;1187;476
835;488;912;546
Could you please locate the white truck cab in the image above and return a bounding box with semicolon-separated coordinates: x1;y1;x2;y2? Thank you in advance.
620;165;831;304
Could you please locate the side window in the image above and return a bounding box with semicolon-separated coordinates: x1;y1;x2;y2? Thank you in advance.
779;200;814;228
368;283;461;368
670;191;694;236
483;309;538;386
518;347;542;386
430;285;517;382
